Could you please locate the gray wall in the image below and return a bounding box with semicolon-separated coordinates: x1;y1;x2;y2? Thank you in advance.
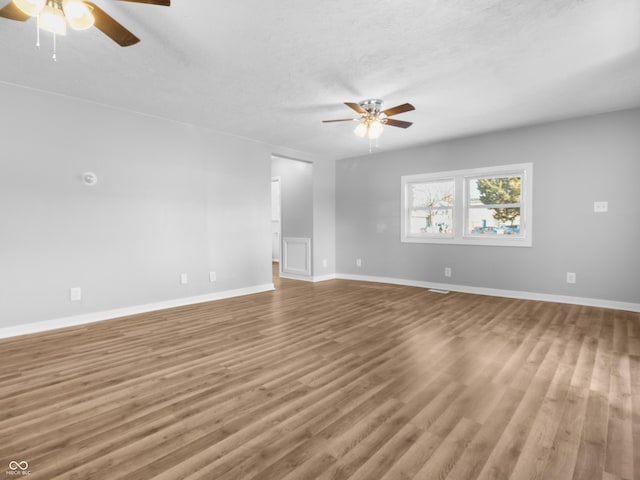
336;108;640;304
312;154;336;277
0;83;275;327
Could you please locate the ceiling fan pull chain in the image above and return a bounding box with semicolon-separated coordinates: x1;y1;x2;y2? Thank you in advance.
52;31;57;61
36;14;40;48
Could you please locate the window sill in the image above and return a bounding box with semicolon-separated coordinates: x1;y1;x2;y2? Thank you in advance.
402;235;532;247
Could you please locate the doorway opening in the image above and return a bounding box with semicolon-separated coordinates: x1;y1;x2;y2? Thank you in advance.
271;155;313;282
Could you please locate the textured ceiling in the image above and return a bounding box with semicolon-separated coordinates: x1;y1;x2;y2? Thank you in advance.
1;0;639;159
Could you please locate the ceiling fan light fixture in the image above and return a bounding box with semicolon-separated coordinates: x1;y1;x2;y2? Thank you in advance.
12;0;45;16
368;119;384;139
39;3;66;35
63;0;93;30
354;122;368;138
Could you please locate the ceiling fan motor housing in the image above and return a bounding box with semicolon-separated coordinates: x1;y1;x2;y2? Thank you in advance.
359;99;384;115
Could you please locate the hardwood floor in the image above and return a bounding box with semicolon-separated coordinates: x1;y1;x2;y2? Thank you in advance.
1;268;638;479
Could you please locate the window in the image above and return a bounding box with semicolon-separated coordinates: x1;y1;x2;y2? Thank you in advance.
401;163;533;246
406;179;454;237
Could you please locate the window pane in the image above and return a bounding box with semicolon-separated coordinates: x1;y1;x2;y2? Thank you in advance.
410;180;454;208
468;207;521;236
408;180;454;235
468;176;521;206
409;208;453;235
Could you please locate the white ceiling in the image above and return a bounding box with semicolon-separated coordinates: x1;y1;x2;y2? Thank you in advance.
1;0;639;159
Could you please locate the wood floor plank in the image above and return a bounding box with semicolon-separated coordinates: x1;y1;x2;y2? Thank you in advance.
413;417;481;479
0;269;637;480
474;335;568;480
542;386;589;479
444;387;525;480
507;361;576;480
345;423;423;480
605;354;634;479
572;389;610;480
378;429;443;480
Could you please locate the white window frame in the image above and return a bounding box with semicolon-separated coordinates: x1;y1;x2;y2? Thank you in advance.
401;163;533;247
404;176;456;240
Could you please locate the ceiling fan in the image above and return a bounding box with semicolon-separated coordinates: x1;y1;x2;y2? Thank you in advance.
323;99;415;140
0;0;170;47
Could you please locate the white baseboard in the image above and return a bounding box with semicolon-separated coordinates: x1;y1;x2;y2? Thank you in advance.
279;272;313;282
0;283;275;340
313;273;338;283
279;273;337;283
5;275;634;340
336;273;640;313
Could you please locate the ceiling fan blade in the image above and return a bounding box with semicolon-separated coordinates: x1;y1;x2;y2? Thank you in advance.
0;2;30;21
345;102;367;115
85;2;140;46
116;0;170;6
385;118;413;129
383;103;415;117
322;118;357;123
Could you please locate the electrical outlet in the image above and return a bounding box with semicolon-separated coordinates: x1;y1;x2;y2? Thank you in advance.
356;258;362;267
209;271;217;282
444;267;452;277
322;259;328;268
70;287;82;302
180;273;188;285
593;201;608;213
566;272;576;284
